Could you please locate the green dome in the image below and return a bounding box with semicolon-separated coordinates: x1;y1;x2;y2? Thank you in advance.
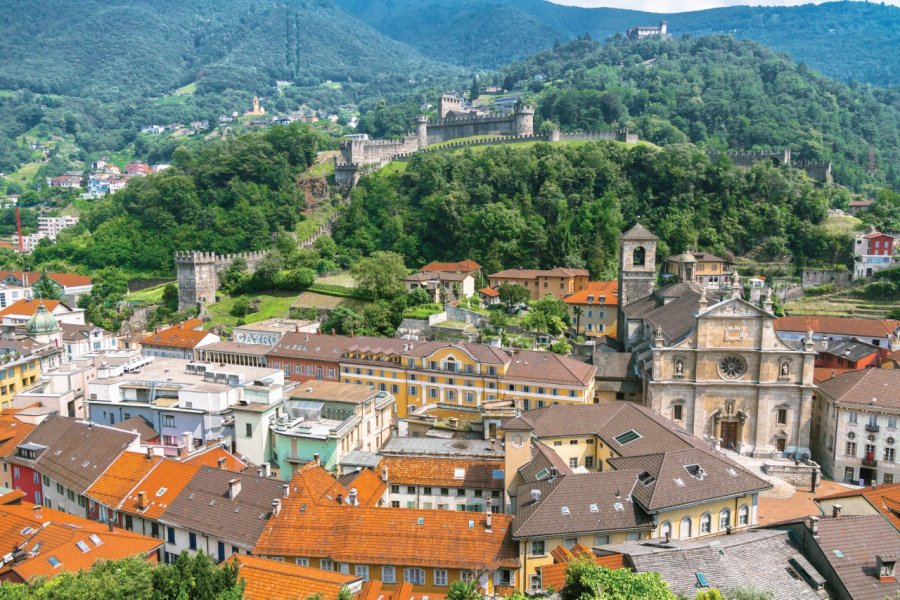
27;303;61;335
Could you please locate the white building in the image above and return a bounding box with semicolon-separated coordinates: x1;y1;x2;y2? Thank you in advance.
812;369;900;485
38;215;79;241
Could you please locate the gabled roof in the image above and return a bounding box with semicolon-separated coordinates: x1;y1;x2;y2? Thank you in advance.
380;456;505;490
504;349;597;386
775;316;899;338
235;554;360;600
0;413;35;460
817;482;900;530
337;468;386;507
816;368;900;409
564;281;618;306
110;415;158;443
0;502;161;582
419;260;481;273
490;267;589;279
822;337;882;362
517;441;573;484
142;320;216;349
0;271;91;288
620;223;658;241
404;271;470;282
120;460;201;519
160;467;286;548
806;515;900;600
607;448;770;512
538;552;627;591
0;299;65;318
9;416;139;494
479;287;499;297
86;452;163;509
622;282;703;344
513;470;656;538
183;445;248;473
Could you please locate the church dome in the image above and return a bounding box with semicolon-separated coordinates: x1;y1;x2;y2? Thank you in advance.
27;302;61;335
675;251;696;263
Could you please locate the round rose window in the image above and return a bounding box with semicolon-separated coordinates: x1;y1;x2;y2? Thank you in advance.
719;355;746;379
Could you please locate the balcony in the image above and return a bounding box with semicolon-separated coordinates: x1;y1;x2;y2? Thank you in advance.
866;424;881;433
863;457;878;467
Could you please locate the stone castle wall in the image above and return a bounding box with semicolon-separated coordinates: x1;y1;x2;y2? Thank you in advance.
174;250;268;312
706;148;832;184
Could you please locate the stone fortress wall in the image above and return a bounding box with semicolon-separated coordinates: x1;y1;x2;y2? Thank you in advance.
706;148;833;184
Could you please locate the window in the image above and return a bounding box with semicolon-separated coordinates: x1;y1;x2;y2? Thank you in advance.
719;509;731;531
886;473;895;484
390;485;399;494
429;388;437;399
626;531;641;541
594;534;610;545
295;558;309;566
56;483;63;494
189;532;197;550
585;456;595;469
569;457;578;468
382;566;396;584
738;505;749;526
531;541;545;556
885;447;896;463
355;565;369;581
777;408;788;426
848;412;858;424
846;441;857;457
163;415;175;427
680;517;692;539
320;559;333;571
843;467;855;483
67;490;75;501
434;569;448;586
407;486;416;494
614;430;641;445
441;488;449;495
700;513;711;534
660;522;672;539
673;404;683;421
167;527;175;544
42;475;49;486
447;390;456;401
423;487;432;495
245;423;252;437
570;439;578;445
530;575;542;592
404;568;425;585
564;537;577;548
391;501;400;508
890;416;898;429
869;414;879;427
409;386;418;396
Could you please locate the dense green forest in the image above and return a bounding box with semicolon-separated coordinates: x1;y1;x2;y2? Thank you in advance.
0;0;460;174
336;0;900;85
29;124;332;274
333;141;862;277
497;35;900;191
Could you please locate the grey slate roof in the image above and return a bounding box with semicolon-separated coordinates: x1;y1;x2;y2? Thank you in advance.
160;466;285;549
622;283;704;345
513;471;655;538
608;448;771;512
809;515;900;600
9;416;137;494
823;338;881;362
517;441;572;484
598;529;826;599
620;223;659;241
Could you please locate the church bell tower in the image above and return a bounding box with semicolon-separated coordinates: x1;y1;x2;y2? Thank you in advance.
617;223;658;347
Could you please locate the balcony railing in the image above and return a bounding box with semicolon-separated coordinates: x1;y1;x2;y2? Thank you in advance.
863;457;878;467
866;424;881;433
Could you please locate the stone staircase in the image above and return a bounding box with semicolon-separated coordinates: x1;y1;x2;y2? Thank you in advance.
716;448;797;499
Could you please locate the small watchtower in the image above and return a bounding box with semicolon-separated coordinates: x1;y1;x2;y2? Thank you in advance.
438;94;462;118
513;101;535;136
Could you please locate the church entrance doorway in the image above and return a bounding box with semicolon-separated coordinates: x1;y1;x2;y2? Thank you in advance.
720;421;739;451
776;437;786;452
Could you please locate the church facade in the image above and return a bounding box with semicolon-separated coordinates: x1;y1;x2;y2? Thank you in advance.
617;225;816;458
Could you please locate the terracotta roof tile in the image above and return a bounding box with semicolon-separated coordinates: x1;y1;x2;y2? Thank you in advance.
479;287;499;297
256;471;519;570
0;502;161;582
490;268;589;279
0;414;35;459
539;554;627;591
340;468;387;507
183;445;248;472
142;320;216;349
0;271;91;288
381;457;505;490
235;553;360;600
120;460;201;519
0;299;63;317
419;260;481;273
86;452;163;509
775;316;899;339
564;281;619;306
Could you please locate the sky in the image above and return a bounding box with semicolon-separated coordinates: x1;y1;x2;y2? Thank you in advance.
549;0;900;11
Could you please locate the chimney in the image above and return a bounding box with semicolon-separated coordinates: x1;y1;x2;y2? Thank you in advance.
336;494;343;505
137;491;148;509
146;447;153;460
349;488;358;506
262;463;271;478
877;555;897;582
108;519;114;533
530;489;541;503
283;484;290;498
218;457;227;469
486;497;493;531
181;432;192;452
228;478;242;499
809;515;820;536
832;504;842;519
313;453;320;466
257;468;263;477
381;466;389;482
271;499;281;517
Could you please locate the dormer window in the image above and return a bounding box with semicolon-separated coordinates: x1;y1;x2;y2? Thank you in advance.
878;555;897;581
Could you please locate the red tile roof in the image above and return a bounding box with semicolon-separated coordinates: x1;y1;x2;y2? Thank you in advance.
479;287;499;297
0;414;35;460
0;271;91;288
538;553;627;591
380;456;505;489
183;445;248;472
0;299;63;318
235;554;360;600
564;281;618;306
0;502;161;582
419;260;481;273
143;320;214;349
490;268;589;279
775;316;899;338
119;460;201;519
340;468;387;507
86;452;163;509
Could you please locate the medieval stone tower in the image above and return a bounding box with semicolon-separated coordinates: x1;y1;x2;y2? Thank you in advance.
175;250;268;313
416;115;428;150
617;223;658;336
513;101;535;136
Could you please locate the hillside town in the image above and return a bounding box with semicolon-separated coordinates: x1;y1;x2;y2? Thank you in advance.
0;221;896;600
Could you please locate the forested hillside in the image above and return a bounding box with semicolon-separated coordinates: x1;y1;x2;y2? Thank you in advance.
336;0;900;85
499;35;900;191
333;142;859;277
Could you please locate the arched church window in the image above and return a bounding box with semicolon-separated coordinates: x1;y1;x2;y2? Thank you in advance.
680;517;692;539
632;246;646;266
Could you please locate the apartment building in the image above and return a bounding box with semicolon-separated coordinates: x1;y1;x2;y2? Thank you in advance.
488;268;589;301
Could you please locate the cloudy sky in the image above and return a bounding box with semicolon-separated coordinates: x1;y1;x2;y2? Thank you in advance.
549;0;900;11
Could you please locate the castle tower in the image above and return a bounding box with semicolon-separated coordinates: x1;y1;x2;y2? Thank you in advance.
416;115;428;150
617;223;658;346
175;252;220;312
513;102;535;136
438;94;461;118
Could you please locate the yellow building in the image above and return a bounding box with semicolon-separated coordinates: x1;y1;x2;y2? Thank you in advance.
563;281;618;339
0;355;40;409
503;403;771;591
338;341;596;418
